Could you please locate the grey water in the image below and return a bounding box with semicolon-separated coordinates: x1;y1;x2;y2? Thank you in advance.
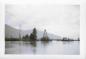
5;41;80;55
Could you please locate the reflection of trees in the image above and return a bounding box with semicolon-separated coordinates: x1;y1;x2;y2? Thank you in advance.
62;41;74;45
22;41;37;54
29;41;37;47
41;41;50;46
29;41;37;54
22;41;37;47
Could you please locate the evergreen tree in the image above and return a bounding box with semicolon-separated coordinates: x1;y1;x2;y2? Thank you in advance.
30;33;34;40
30;28;37;41
33;28;37;40
22;34;30;41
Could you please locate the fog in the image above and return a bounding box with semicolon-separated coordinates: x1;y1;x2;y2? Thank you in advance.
5;4;80;39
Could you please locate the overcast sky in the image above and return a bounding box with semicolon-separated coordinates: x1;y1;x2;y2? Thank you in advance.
5;4;80;39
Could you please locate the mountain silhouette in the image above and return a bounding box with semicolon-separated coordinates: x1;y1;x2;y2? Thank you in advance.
5;24;62;40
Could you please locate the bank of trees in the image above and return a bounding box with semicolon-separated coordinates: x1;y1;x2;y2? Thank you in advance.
5;28;50;41
22;28;37;41
22;28;50;41
5;28;37;41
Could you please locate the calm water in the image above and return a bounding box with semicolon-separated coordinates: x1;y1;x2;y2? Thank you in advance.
5;41;80;55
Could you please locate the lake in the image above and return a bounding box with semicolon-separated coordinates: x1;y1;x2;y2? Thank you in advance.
5;41;80;55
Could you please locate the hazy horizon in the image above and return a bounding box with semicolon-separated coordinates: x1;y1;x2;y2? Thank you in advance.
5;4;80;39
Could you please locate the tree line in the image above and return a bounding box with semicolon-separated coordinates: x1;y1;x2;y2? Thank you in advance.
22;28;37;41
5;28;49;41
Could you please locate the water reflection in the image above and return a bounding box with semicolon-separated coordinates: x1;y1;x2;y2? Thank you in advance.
29;41;37;47
41;41;50;46
5;41;80;54
62;41;74;44
62;41;80;55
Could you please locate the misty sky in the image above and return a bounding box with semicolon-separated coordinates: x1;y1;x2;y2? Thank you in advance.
5;4;80;39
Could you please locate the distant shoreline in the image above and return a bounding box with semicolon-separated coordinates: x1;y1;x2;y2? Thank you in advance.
5;39;80;41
